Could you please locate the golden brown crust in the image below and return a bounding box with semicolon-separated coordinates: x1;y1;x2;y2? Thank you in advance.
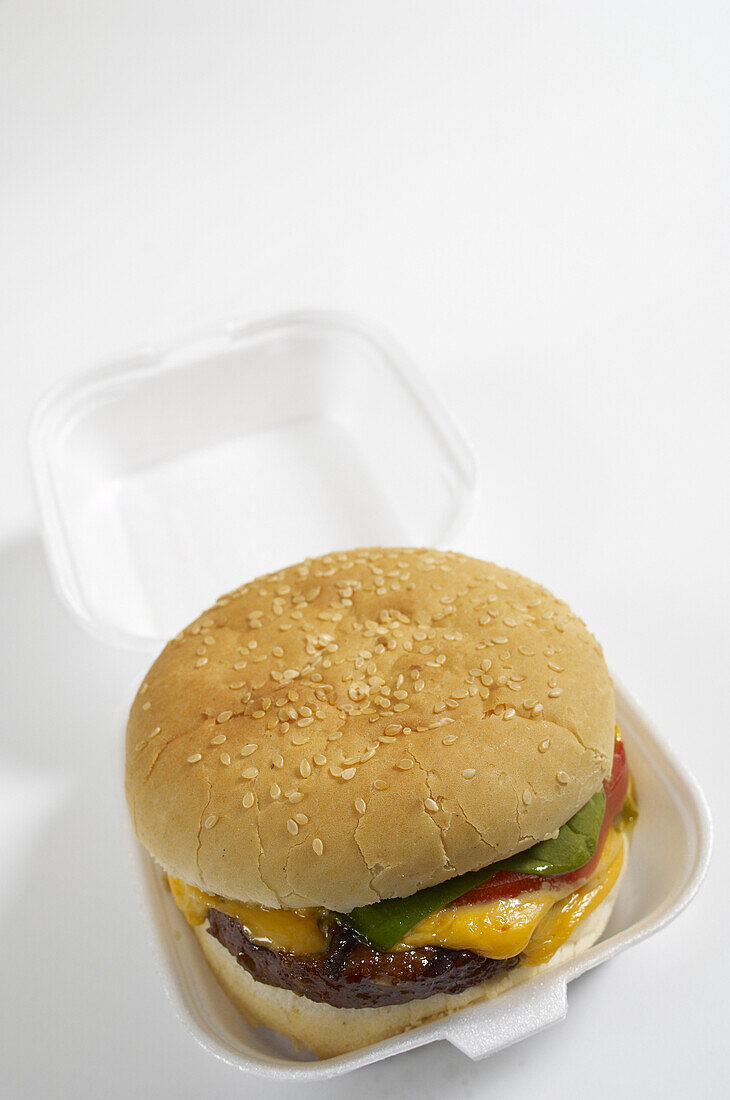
126;548;614;909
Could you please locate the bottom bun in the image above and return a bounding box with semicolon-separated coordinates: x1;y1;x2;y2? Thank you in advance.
193;833;629;1059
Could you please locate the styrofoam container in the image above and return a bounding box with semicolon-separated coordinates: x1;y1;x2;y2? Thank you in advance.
30;311;711;1079
30;311;476;651
122;679;710;1080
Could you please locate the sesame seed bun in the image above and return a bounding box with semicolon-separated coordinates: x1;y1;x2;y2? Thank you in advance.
126;548;614;910
189;833;628;1058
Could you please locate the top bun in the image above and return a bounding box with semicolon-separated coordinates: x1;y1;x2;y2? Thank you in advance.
126;548;614;911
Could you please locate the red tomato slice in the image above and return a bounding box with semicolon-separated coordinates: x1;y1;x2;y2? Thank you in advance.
454;734;629;907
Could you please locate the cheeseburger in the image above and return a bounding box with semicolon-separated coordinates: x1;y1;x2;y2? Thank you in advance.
126;548;636;1057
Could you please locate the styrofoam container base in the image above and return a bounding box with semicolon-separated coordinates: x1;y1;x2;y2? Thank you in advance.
127;679;711;1080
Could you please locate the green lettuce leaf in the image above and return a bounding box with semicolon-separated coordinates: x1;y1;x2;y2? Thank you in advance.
338;788;606;951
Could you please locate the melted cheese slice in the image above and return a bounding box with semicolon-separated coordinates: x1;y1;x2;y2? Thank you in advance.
522;825;624;965
402;826;625;961
167;825;624;963
167;877;327;954
399;883;578;958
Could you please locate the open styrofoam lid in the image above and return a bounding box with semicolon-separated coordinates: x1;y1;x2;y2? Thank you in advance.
30;311;476;651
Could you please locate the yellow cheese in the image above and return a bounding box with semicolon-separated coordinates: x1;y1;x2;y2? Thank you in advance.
399;884;577;958
521;825;624;965
167;825;624;963
166;876;327;954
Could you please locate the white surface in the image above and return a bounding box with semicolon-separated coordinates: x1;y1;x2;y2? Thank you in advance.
1;3;728;1098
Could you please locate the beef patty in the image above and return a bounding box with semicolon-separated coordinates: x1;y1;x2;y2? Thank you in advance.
207;908;521;1009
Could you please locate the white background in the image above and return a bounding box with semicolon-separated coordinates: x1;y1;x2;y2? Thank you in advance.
1;2;728;1097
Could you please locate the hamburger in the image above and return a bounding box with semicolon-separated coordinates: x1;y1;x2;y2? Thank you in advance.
126;548;636;1058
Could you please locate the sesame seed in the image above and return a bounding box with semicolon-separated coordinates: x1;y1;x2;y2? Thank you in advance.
270;783;281;799
300;759;312;778
241;767;259;779
294;812;309;825
186;753;202;763
462;768;476;779
287;819;299;836
141;701;151;711
548;662;564;672
425;797;439;812
556;770;570;785
135;740;146;752
384;723;402;735
396;758;414;770
291;733;310;745
204;814;218;829
355;797;367;814
211;733;226;745
522;788;533;805
312;838;324;856
442;734;458;745
547;689;562;698
242;792;254;809
272;752;284;767
220;753;231;766
341;767;356;780
217;711;232;723
373;779;389;790
240;744;258;757
532;703;544;715
538;738;551;752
